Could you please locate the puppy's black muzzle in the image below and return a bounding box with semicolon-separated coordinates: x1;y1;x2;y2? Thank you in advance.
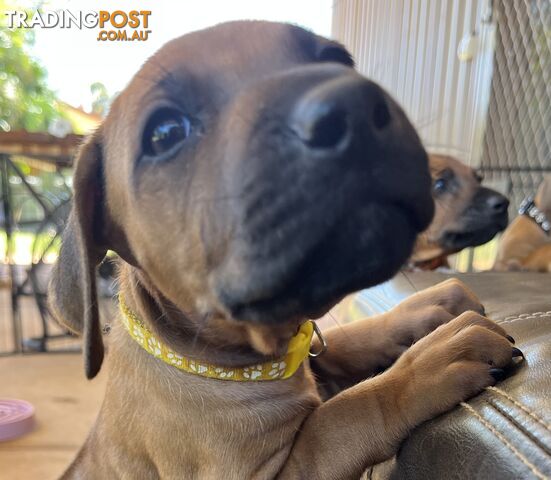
212;64;434;323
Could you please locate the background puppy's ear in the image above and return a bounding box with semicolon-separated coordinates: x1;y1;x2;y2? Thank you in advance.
48;130;111;379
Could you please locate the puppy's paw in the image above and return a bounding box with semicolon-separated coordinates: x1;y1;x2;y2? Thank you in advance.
434;278;485;315
391;311;522;423
385;279;485;348
410;278;484;315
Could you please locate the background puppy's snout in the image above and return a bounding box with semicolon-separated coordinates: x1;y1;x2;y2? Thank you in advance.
486;191;509;215
290;76;393;152
477;187;509;216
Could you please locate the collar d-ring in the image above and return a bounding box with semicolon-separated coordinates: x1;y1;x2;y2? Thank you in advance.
309;321;328;357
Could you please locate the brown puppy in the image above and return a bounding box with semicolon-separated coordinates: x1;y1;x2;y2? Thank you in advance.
411;154;509;269
494;175;551;272
48;22;519;479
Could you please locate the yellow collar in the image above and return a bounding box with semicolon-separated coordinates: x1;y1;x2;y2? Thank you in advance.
119;296;318;381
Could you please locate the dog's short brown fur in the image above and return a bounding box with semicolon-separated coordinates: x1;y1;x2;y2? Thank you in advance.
49;22;518;479
411;154;509;269
494;175;551;272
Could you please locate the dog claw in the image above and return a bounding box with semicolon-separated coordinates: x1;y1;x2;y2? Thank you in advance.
512;347;524;359
506;335;516;344
489;368;506;382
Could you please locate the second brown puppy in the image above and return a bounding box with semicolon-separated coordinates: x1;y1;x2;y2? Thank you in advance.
411;154;509;269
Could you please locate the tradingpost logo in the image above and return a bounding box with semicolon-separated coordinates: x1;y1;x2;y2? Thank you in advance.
4;9;152;42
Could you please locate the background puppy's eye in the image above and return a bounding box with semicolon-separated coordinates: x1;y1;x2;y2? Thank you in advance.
142;108;191;157
433;178;447;194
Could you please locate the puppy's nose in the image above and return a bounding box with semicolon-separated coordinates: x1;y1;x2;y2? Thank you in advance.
291;77;392;150
486;192;509;214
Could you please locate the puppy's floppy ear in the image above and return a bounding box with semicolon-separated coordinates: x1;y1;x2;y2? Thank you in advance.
48;128;125;379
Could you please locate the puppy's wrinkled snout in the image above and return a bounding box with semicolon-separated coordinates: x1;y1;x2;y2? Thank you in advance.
290;76;393;152
213;69;433;324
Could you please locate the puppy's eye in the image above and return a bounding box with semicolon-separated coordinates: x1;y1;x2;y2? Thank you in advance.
142;108;191;157
433;178;447;194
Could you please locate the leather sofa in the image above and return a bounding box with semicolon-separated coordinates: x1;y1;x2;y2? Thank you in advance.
349;272;551;479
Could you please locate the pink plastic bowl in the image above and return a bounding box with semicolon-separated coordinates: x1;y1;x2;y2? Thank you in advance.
0;398;35;442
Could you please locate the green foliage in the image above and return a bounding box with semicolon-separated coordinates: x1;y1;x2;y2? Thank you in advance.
0;1;61;132
90;81;111;117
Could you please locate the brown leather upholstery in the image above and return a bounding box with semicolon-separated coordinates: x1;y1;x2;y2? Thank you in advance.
362;272;551;480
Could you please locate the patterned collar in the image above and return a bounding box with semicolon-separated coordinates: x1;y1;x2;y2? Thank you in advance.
519;196;550;235
119;296;325;381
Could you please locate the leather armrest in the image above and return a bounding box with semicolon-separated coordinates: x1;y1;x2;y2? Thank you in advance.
357;272;551;480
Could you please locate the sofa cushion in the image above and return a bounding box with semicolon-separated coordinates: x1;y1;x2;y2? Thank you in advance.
353;272;551;480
